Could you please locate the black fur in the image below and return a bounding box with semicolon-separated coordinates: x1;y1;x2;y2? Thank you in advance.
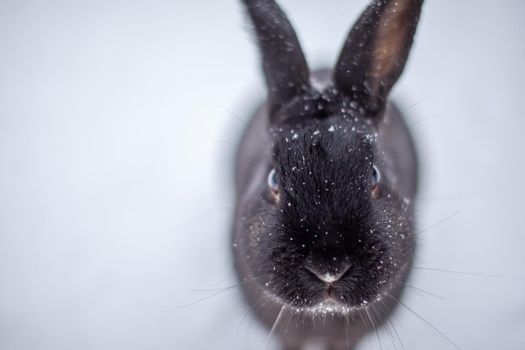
233;1;423;349
241;0;310;121
241;111;414;307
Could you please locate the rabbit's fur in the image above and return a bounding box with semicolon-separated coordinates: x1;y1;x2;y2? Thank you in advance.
232;1;422;349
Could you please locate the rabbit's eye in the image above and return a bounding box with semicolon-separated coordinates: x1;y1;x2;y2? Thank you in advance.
372;165;381;186
371;165;381;198
267;169;279;192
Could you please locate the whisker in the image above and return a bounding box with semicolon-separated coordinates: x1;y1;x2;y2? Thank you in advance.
403;92;435;113
201;138;238;146
387;294;461;349
418;189;504;202
233;294;267;347
414;209;462;236
358;309;370;331
365;307;383;350
190;272;275;293
405;284;447;300
165;284;241;312
413;266;503;278
359;310;376;350
377;301;405;349
387;318;404;350
371;305;397;350
266;305;286;350
190;288;225;293
409;114;439;126
218;105;271;145
344;314;351;350
206;271;239;290
168;272;276;312
233;307;253;346
288;307;300;331
218;105;250;128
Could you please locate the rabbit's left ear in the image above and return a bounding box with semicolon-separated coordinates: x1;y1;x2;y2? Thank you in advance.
334;0;423;115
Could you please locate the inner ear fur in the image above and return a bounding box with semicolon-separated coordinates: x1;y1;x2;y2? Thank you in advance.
334;0;423;115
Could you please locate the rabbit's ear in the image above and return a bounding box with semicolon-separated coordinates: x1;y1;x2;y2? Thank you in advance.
242;0;310;122
334;0;423;115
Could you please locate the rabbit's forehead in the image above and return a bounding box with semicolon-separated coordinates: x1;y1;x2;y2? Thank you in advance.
271;119;377;167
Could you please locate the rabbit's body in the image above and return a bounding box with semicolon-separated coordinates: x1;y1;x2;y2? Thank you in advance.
232;1;423;349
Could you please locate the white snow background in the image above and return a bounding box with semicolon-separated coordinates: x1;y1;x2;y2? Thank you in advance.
0;0;524;349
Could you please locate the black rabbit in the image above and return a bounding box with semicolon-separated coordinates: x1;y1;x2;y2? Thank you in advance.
232;0;422;349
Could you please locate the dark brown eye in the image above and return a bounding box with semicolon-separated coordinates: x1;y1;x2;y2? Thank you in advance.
267;168;279;192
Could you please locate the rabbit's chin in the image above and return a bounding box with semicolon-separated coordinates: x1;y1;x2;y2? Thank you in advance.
262;293;388;320
261;284;394;317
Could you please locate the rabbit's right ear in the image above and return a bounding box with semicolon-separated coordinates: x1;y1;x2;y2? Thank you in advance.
242;0;311;123
334;0;423;116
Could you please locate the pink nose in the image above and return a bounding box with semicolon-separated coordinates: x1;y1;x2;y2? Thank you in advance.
305;264;350;283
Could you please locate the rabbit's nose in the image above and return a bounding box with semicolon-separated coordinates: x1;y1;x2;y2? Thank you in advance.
305;263;350;283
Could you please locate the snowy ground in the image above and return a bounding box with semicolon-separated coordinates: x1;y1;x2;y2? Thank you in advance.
1;1;524;349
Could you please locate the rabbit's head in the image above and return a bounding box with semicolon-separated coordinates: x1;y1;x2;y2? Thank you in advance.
235;0;422;312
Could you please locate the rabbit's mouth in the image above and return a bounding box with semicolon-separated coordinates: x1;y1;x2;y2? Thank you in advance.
306;298;353;315
259;256;412;316
262;287;357;316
